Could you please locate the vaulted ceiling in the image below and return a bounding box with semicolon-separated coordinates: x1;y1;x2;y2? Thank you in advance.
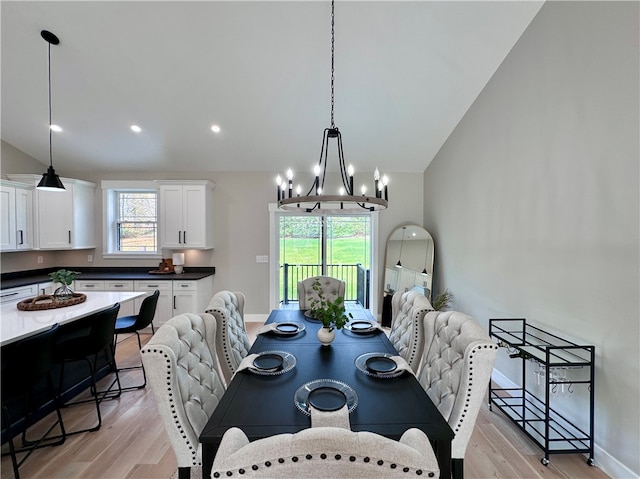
1;1;543;174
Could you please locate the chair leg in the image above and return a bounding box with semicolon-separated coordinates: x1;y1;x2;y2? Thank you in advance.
55;350;122;436
115;332;148;390
452;458;464;479
178;466;191;479
2;406;20;479
20;374;66;448
2;374;67;477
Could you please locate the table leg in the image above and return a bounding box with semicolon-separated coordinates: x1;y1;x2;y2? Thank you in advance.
436;438;452;479
202;443;215;479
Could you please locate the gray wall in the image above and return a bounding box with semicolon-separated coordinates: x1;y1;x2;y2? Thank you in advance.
423;2;639;476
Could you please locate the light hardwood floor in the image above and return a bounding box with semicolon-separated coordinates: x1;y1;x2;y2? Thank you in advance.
2;325;611;479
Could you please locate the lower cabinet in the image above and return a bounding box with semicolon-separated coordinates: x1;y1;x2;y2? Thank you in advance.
0;284;38;304
172;275;214;317
74;280;105;291
105;281;135;317
37;281;54;296
134;280;173;331
9;275;214;331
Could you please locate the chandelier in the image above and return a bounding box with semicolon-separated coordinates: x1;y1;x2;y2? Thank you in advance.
276;0;388;214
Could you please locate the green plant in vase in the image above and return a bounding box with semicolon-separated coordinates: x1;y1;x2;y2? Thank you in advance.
308;279;352;346
49;269;80;300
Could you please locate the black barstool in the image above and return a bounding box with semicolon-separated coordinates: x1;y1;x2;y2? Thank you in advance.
1;324;66;479
53;303;122;436
114;290;159;390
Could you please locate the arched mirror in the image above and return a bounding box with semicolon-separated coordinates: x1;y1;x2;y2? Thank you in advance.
381;225;434;326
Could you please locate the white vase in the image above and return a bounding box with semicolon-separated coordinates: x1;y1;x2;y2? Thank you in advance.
317;326;335;346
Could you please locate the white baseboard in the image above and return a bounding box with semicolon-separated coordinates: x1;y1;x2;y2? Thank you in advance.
245;314;269;324
492;370;638;479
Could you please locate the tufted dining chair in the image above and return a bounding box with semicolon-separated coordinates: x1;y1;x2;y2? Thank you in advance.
140;312;226;479
205;290;252;385
211;426;440;478
416;310;498;479
297;276;345;311
388;290;434;372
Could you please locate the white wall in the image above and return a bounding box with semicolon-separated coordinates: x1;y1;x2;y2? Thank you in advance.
423;2;639;477
1;142;423;315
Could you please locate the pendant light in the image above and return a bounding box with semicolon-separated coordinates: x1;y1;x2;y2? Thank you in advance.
37;30;65;191
421;248;429;276
395;227;406;268
276;0;388;213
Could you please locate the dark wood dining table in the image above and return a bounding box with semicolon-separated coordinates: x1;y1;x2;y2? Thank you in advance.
199;309;454;479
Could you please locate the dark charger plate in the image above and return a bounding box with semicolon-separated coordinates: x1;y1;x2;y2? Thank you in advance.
307;386;347;411
253;353;284;372
365;356;397;374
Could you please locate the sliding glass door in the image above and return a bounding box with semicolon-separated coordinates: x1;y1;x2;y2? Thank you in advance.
278;214;371;306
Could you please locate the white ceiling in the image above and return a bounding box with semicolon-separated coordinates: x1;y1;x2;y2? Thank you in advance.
1;1;543;175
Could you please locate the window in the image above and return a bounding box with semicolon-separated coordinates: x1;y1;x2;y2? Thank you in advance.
102;181;160;259
116;192;157;252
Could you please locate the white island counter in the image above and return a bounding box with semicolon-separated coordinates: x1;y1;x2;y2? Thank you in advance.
0;291;145;346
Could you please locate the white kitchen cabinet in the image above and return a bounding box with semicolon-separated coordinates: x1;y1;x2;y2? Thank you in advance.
172;280;197;315
0;284;38;304
134;280;172;331
172;275;213;316
106;281;135;317
74;280;106;291
0;181;33;251
157;181;215;249
37;281;54;296
74;280;133;317
6;175;96;250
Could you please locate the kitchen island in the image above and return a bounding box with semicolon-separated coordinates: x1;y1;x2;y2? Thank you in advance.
1;290;145;444
1;290;145;346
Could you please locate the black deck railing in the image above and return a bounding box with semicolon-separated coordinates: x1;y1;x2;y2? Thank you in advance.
280;263;368;305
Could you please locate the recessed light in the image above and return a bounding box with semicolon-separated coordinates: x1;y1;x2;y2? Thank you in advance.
50;124;62;132
211;124;221;133
130;125;142;133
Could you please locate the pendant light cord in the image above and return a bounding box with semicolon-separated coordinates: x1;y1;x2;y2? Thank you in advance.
47;40;54;168
330;0;335;129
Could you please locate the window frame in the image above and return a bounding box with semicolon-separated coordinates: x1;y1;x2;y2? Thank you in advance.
101;180;162;260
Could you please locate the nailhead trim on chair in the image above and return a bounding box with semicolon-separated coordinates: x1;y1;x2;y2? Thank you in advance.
390;291;433;370
452;343;498;435
208;291;251;383
140;347;200;467
212;454;434;477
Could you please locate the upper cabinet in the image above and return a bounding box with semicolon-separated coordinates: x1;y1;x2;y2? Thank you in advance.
6;175;96;250
0;180;33;251
157;180;215;249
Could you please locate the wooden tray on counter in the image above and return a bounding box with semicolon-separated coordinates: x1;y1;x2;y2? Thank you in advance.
17;293;87;311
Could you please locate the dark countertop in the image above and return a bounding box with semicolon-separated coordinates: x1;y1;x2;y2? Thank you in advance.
1;267;215;290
